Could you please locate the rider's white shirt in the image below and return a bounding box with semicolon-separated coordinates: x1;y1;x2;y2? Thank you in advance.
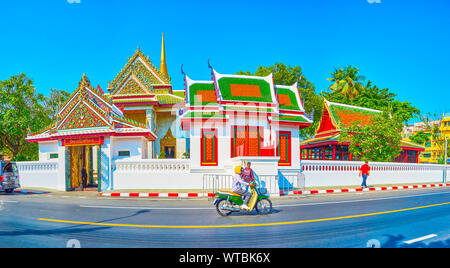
232;173;249;193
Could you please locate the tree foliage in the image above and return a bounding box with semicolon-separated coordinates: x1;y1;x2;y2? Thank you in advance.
237;63;323;138
0;74;70;160
339;112;404;162
44;88;71;121
323;77;420;124
327;66;365;99
409;131;429;145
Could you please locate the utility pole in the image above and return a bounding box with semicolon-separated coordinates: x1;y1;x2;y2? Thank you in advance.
445;137;448;183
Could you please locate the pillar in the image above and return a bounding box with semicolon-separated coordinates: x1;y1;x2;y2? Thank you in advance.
146;107;155;159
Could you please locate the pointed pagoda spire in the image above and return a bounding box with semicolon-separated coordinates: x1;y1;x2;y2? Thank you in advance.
79;73;91;88
160;33;169;79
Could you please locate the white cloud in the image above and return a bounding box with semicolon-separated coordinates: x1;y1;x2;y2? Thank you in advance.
67;0;81;4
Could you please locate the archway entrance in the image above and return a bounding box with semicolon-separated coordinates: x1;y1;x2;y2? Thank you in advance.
160;128;176;159
65;145;101;191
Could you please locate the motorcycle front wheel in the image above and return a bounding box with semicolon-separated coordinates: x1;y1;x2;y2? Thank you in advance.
255;198;272;215
216;199;233;216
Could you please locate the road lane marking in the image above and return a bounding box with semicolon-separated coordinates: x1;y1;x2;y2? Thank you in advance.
404;234;438;244
39;201;450;229
278;190;450;208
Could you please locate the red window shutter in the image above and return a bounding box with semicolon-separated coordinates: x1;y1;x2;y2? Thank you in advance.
201;129;218;166
278;131;291;166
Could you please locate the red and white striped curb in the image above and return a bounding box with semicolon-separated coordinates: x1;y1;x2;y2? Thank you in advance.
99;183;450;198
99;192;216;198
280;183;450;196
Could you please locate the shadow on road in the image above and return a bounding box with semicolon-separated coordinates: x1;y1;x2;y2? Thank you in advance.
219;208;281;217
0;209;152;238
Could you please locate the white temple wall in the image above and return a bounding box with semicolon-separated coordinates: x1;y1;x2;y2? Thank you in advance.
110;136;145;161
38;141;59;161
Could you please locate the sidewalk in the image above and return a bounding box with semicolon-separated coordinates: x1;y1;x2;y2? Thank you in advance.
280;182;450;196
98;182;450;198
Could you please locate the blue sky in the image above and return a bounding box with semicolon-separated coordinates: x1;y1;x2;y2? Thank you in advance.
1;0;449;123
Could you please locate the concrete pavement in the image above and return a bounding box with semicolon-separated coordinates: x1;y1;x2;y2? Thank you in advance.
0;186;450;248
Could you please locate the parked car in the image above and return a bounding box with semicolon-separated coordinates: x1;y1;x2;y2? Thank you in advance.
0;161;20;193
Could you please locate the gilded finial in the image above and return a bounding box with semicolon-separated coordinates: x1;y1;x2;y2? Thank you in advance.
79;73;91;88
160;33;169;79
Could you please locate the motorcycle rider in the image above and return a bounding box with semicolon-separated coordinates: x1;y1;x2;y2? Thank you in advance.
232;166;253;210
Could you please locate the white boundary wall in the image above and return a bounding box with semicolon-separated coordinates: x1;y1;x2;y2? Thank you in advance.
15;159;450;191
112;159;203;190
16;161;61;190
301;160;448;187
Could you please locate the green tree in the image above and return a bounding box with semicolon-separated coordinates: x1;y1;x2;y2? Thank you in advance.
44;88;71;121
327;66;365;99
409;131;429;145
323;79;420;124
0;73;51;160
237;63;323;138
339;112;403;162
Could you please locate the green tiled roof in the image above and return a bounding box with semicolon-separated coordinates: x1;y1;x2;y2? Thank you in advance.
157;94;185;105
326;100;381;128
276;86;301;111
222;105;276;113
271;114;311;123
217;77;274;103
173;90;185;98
188;82;217;106
181;111;226;119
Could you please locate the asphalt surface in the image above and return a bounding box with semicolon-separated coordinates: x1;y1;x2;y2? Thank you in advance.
0;187;450;248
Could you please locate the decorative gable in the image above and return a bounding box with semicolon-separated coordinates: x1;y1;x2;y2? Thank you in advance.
58;99;110;130
109;48;170;96
115;73;151;96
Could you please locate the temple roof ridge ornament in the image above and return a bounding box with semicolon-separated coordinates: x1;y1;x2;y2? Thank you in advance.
160;33;169;80
79;73;91;88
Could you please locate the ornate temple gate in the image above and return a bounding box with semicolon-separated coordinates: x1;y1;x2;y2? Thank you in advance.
63;137;103;191
160;128;176;159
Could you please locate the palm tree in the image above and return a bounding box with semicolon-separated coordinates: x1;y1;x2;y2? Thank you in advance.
327;66;366;99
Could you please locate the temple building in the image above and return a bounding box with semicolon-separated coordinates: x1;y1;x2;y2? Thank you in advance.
26;74;156;191
106;34;187;159
180;65;312;171
300;100;425;163
26;35;188;191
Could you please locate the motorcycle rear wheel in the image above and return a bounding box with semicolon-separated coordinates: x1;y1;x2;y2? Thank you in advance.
255;198;272;215
216;199;233;216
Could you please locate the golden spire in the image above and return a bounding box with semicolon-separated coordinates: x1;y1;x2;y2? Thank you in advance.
160;33;169;79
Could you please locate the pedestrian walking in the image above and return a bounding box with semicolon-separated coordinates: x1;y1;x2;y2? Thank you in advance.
359;161;370;189
81;166;88;191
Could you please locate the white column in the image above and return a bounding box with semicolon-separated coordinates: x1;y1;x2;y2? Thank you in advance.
56;142;66;191
146;107;155;159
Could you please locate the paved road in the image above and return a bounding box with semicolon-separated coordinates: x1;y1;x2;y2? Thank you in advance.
0;187;449;248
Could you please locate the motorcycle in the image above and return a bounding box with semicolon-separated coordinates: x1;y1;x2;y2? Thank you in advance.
214;181;272;216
